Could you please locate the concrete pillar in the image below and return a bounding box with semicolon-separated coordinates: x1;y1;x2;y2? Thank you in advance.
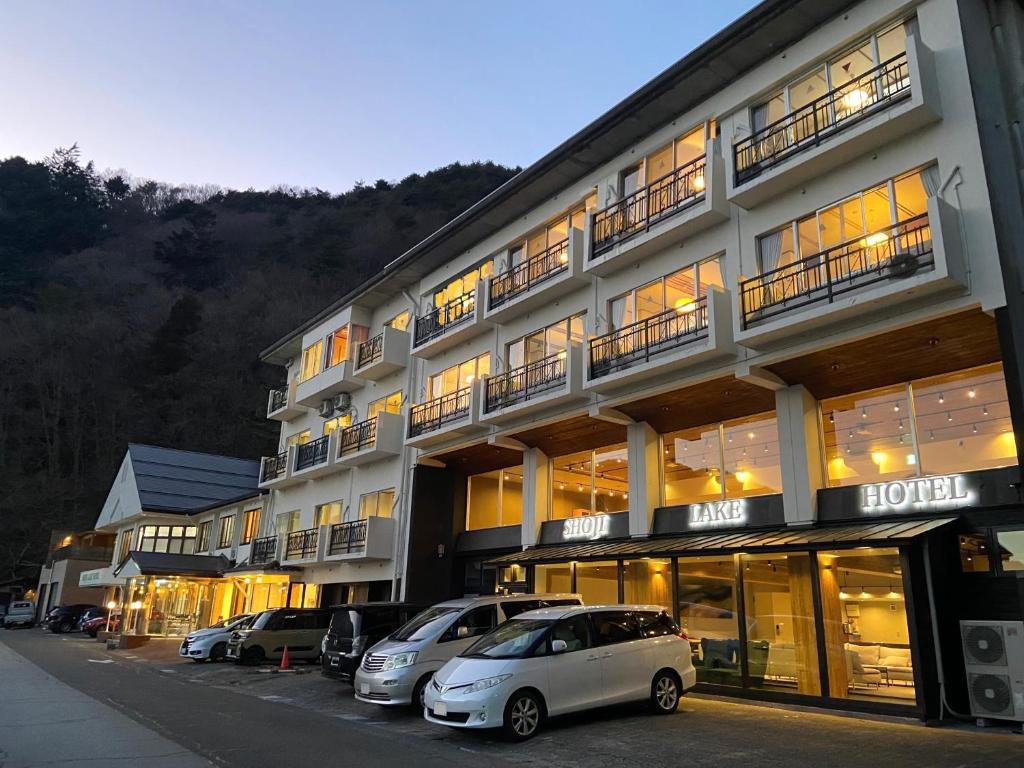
627;421;661;537
521;447;549;548
776;384;825;526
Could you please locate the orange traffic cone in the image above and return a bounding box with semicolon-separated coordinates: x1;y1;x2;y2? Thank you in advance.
279;646;290;671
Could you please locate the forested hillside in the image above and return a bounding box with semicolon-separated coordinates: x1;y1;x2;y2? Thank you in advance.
0;146;518;579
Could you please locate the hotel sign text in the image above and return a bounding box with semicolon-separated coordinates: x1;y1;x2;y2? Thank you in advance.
860;474;973;514
688;499;747;529
562;515;612;541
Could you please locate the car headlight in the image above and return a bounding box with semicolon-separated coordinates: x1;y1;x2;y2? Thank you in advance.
235;631;250;640
185;635;196;643
382;651;418;670
461;674;512;695
321;636;328;654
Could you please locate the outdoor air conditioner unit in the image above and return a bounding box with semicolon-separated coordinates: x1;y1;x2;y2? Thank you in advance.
333;393;352;413
960;620;1024;724
318;398;336;418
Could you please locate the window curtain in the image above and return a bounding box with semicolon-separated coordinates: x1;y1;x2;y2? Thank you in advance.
757;231;784;273
920;165;941;198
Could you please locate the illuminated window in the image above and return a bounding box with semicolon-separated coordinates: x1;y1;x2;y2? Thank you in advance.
286;430;310;447
196;521;211;552
432;261;494;309
662;413;782;505
506;314;585;369
466;467;524;530
299;340;323;382
118;528;134;561
240;508;261;544
822;364;1016;487
367;390;403;418
609;256;722;329
314;501;343;527
358;489;395;519
503;197;596;270
322;415;350;436
427;353;490;399
138;525;196;554
550;444;628;520
385;311;410;332
275;511;300;535
217;515;236;549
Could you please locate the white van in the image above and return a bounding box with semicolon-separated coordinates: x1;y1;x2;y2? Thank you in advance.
3;601;35;629
424;605;696;740
353;594;581;708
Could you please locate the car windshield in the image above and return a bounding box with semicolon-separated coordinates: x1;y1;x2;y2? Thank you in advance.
462;619;553;660
250;611;276;630
390;606;460;642
212;614;250;630
330;609;357;637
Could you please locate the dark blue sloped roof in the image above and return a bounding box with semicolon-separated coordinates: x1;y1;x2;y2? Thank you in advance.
127;443;260;514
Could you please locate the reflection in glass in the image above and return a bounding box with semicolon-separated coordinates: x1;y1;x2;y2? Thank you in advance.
550;444;628;520
575;561;619;605
822;385;916;487
677;557;741;686
534;563;572;593
997;530;1024;572
742;553;821;696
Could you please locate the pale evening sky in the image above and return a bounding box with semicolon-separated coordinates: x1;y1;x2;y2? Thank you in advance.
0;1;757;192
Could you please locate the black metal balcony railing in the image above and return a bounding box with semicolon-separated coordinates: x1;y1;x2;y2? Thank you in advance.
489;239;569;309
485;353;567;412
261;451;288;482
340;418;377;456
295;435;330;471
356;333;384;369
408;387;472;438
413;291;476;348
739;213;933;329
250;535;278;565
328;520;368;555
269;388;287;412
592;155;707;257
589;298;710;380
734;52;911;185
285;528;318;560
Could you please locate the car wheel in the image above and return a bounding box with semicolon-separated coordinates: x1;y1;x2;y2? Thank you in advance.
502;690;544;742
209;642;227;662
650;670;681;715
240;646;265;665
410;674;431;712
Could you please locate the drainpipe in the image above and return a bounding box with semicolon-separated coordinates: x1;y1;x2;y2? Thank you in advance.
922;537;971;720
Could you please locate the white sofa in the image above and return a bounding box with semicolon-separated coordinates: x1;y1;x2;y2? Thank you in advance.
847;642;914;683
765;642;883;688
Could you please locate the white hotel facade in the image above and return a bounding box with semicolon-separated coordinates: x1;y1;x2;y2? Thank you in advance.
254;0;1024;719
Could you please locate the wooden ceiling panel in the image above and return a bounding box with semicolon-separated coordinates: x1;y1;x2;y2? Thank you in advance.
766;310;1001;399
428;443;523;476
617;376;777;434
511;415;628;457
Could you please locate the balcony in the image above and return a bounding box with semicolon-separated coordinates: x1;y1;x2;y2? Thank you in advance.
405;378;487;449
295;358;364;409
484;230;590;322
291;432;345;479
586;144;728;277
336;411;404;467
735;199;966;348
249;535;279;565
258;448;303;489
353;326;410;380
284;528;319;562
410;282;491;358
728;35;940;208
326;516;395;562
481;345;587;425
267;380;305;421
584;288;736;394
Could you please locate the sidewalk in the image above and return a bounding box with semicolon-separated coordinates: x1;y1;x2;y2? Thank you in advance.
0;639;210;767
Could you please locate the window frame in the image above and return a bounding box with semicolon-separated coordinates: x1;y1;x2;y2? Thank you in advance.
217;515;236;550
240;508;260;545
608;256;722;331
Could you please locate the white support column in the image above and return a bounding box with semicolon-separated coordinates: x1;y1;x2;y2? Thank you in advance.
776;384;825;526
521;447;549;548
627;421;661;538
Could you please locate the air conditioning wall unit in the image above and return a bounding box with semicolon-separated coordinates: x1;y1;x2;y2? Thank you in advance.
318;399;336;418
333;393;352;413
960;620;1024;723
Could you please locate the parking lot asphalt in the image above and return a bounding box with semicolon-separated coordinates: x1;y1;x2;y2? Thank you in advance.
3;628;1023;768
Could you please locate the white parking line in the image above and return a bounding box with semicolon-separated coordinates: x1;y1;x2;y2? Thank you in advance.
87;659;114;664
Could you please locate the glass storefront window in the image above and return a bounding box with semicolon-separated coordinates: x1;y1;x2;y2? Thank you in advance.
996;530;1024;571
663;413;781;506
742;553;821;696
575;561;619;604
959;533;990;572
466;466;523;530
622;559;672;612
818;548;915;704
677;557;741;687
535;563;572;593
823;364;1017;487
550;444;628;520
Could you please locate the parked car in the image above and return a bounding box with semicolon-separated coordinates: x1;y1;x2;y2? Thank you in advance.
45;604;97;633
76;606;109;631
424;605;696;741
82;613;119;638
354;593;582;709
4;601;35;628
179;614;254;662
322;603;424;682
225;608;331;665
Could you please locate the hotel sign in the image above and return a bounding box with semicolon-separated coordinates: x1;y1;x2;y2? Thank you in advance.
860;474;973;514
562;514;612;541
687;500;747;529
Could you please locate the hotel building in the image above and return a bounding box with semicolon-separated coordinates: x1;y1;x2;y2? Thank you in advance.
257;0;1024;719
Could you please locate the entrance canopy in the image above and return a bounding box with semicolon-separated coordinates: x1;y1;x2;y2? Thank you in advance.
114;551;229;579
489;517;956;564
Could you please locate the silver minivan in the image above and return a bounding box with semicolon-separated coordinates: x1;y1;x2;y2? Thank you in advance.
353;594;582;708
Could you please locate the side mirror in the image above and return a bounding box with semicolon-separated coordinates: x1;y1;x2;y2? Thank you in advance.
456;625;470;639
551;639;568;654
